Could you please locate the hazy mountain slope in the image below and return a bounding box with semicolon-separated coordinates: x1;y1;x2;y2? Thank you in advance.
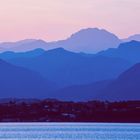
52;63;140;101
48;28;121;53
50;80;112;101
0;59;53;98
97;63;140;101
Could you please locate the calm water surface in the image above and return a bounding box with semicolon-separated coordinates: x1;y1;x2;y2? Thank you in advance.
0;123;139;140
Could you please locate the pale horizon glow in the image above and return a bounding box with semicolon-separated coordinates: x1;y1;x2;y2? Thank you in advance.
0;0;140;42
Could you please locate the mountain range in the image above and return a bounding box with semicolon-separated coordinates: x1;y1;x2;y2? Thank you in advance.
0;28;139;53
0;28;140;101
0;40;138;101
0;28;122;53
4;48;131;87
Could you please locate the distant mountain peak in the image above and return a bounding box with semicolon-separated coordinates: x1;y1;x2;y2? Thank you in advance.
70;28;119;38
71;28;100;34
0;28;122;53
61;28;122;53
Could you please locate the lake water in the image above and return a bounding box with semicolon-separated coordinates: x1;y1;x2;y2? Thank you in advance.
0;123;139;140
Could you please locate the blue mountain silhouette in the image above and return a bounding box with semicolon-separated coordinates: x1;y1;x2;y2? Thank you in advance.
4;48;131;87
97;40;140;63
0;34;139;100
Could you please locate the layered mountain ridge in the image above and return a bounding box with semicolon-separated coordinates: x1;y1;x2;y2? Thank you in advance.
0;28;139;101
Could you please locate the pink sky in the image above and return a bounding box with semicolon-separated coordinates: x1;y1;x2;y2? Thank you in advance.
0;0;139;42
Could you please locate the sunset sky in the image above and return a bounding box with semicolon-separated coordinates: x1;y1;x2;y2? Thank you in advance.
0;0;139;42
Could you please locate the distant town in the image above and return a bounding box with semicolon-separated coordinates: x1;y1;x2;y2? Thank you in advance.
0;99;140;122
